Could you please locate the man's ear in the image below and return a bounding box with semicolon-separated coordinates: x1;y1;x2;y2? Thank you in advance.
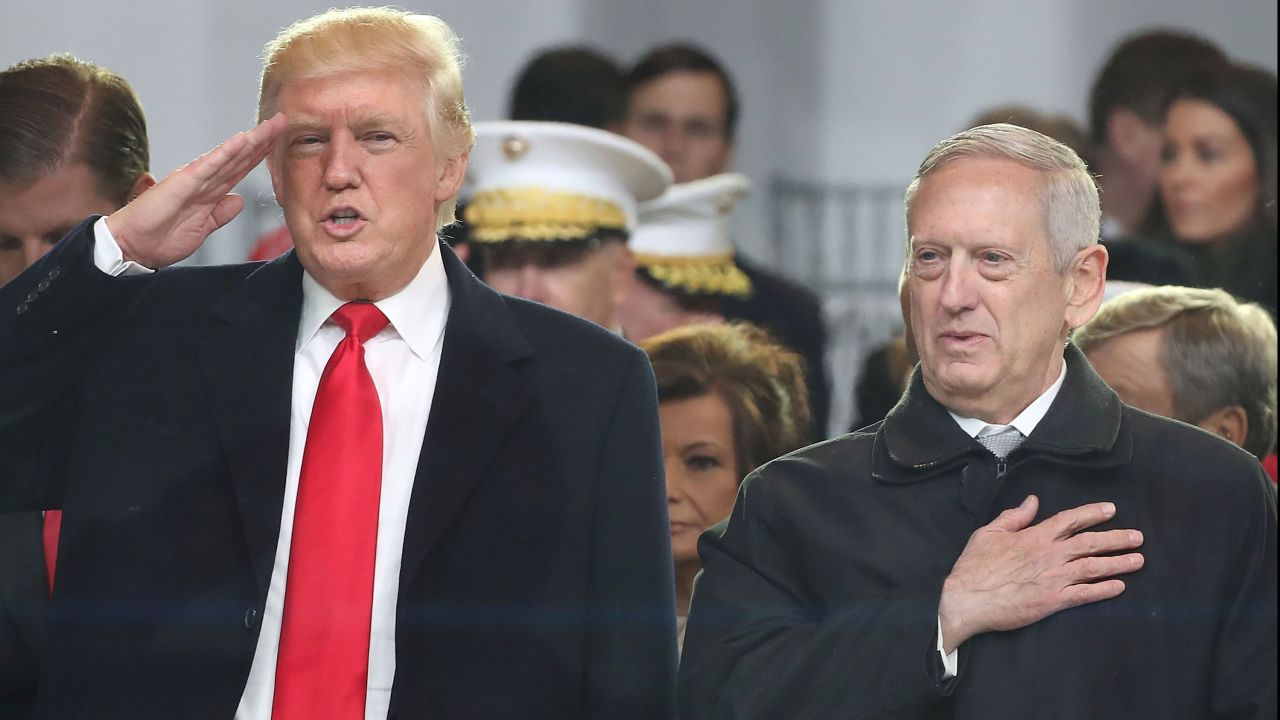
610;243;637;311
452;242;471;264
1196;405;1249;449
722;143;737;174
127;172;157;202
434;150;469;203
1064;243;1109;331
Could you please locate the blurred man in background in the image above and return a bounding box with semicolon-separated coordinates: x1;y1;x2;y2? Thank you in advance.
445;45;630;279
1075;285;1277;476
622;43;830;438
0;53;154;720
465;120;670;330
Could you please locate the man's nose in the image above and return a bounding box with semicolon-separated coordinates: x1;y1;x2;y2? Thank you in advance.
323;138;361;190
514;266;549;301
938;260;978;312
660;125;688;157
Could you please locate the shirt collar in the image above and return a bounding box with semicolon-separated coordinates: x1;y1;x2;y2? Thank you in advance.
949;360;1068;439
297;240;451;360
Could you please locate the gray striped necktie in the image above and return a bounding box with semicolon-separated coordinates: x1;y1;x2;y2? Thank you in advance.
977;427;1025;459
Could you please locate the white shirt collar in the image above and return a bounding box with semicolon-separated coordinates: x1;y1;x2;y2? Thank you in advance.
296;241;451;360
948;360;1067;440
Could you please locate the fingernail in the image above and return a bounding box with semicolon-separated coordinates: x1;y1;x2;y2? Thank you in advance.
1130;530;1143;544
1102;503;1115;517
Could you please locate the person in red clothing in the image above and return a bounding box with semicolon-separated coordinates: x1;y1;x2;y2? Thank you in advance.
0;53;154;719
1075;285;1277;473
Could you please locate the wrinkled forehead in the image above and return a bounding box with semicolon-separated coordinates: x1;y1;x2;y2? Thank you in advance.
908;159;1048;239
273;65;430;111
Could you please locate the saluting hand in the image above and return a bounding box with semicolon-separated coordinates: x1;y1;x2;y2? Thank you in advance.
938;495;1145;653
106;113;287;269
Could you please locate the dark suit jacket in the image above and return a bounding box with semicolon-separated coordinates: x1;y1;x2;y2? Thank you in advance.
0;219;677;718
720;254;830;439
0;512;46;720
678;344;1277;719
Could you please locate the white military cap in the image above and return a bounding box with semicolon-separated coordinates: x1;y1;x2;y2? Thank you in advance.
464;121;671;244
631;172;752;297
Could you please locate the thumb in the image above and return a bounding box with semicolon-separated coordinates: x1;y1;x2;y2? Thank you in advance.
989;494;1038;532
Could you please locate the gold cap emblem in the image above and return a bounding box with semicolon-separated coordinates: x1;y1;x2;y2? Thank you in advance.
502;135;530;161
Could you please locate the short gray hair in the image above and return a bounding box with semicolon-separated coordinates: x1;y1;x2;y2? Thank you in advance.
1074;286;1278;457
904;123;1100;273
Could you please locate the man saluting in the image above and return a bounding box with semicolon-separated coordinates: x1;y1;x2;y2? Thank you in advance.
0;8;675;719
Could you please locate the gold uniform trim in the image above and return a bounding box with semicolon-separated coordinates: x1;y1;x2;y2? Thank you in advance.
634;252;753;298
465;187;627;243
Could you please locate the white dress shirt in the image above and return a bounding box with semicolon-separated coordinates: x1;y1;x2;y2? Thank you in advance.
91;219;450;720
936;362;1068;679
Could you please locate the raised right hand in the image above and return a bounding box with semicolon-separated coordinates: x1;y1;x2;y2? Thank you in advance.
937;495;1144;652
105;113;287;269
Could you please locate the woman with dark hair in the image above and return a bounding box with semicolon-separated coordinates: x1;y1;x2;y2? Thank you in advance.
641;322;811;649
1151;62;1277;314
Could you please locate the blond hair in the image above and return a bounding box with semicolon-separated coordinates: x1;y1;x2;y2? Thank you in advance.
257;7;475;226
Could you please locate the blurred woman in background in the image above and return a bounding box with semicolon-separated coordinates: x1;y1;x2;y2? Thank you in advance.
1153;62;1277;314
641;323;811;649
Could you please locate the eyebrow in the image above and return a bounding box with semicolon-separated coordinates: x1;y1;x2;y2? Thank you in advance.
285;114;409;134
352;114;408;132
284;117;327;134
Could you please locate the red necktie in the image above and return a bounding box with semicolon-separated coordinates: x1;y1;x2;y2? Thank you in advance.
42;510;62;595
273;302;389;720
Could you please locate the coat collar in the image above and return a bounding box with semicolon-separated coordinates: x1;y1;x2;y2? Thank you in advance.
197;250;304;596
397;243;535;583
873;343;1130;485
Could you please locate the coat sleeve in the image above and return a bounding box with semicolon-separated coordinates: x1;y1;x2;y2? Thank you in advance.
0;217;150;511
677;466;956;719
581;347;678;718
1209;469;1277;719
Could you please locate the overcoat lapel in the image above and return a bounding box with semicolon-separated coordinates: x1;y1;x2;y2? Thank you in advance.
196;252;303;597
399;246;534;584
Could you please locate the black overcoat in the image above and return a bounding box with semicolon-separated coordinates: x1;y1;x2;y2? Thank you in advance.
679;345;1277;719
0;218;678;718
